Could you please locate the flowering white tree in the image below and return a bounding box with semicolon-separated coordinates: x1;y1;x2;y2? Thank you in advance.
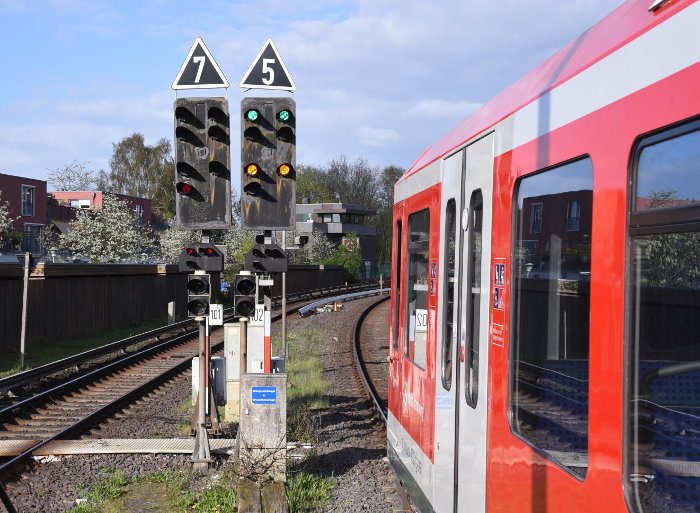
0;191;15;233
294;231;336;265
0;191;20;249
156;226;202;264
59;193;153;263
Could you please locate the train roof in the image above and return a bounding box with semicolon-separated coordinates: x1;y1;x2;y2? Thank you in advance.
399;0;693;182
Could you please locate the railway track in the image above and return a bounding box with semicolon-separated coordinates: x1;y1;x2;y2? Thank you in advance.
0;281;382;513
352;296;413;512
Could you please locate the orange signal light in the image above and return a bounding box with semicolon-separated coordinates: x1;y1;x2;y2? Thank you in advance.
278;164;292;176
245;164;259;176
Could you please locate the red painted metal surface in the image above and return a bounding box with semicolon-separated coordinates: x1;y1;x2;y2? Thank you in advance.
486;62;700;513
389;185;441;463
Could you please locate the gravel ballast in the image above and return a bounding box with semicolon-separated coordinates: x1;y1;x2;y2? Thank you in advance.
1;293;402;512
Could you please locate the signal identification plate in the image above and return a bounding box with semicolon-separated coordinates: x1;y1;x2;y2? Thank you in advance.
209;304;224;326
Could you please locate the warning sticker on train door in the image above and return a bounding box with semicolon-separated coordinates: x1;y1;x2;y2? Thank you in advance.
491;258;506;347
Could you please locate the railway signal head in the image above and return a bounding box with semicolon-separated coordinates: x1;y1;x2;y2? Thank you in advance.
174;97;232;230
244;242;288;273
233;273;256;318
178;243;224;272
240;97;296;230
187;274;211;318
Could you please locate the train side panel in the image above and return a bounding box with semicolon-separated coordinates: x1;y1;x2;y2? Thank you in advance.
389;180;441;512
487;20;700;513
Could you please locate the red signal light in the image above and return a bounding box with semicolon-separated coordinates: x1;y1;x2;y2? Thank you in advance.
177;182;193;195
206;247;214;255
186;247;196;255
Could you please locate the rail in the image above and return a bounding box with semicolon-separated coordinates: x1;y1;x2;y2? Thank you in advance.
298;287;387;317
0;280;384;395
352;295;390;424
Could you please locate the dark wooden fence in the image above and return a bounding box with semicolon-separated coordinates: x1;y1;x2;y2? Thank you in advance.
0;263;344;356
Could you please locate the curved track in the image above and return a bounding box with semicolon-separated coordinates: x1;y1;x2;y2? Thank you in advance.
352;295;390;423
0;281;382;513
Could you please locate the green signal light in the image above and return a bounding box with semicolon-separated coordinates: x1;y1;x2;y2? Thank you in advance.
278;110;291;122
246;109;259;122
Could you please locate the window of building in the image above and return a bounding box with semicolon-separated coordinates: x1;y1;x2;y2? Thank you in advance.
405;209;430;369
332;213;341;223
529;203;543;233
23;224;42;252
465;190;483;408
626;118;700;513
135;204;144;226
21;185;35;216
70;199;90;209
566;201;580;231
442;200;457;390
511;157;593;479
393;220;402;351
322;214;332;223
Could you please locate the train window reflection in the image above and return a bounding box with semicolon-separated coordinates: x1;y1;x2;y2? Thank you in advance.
627;118;700;513
406;209;430;370
635;126;700;210
442;200;457;389
466;190;483;408
511;157;593;479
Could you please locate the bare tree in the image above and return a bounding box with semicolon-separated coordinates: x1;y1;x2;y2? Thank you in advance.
47;161;100;191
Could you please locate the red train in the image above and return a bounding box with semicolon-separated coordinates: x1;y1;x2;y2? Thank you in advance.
387;1;700;512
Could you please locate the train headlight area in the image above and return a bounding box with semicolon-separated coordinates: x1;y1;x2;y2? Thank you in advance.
385;1;700;512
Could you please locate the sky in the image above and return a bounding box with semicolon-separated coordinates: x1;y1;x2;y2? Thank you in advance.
0;0;626;189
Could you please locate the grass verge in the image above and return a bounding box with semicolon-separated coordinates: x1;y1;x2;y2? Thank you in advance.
0;318;167;377
287;469;335;513
64;468;238;513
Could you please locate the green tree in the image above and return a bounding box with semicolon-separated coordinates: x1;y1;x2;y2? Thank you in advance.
222;225;256;278
295;164;334;203
105;133;175;222
322;234;364;281
375;165;404;264
59;194;152;263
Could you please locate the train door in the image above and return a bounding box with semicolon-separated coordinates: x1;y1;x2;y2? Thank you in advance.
434;133;494;512
455;133;493;512
389;205;404;420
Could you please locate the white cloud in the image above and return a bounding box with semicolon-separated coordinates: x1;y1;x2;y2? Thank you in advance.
0;0;625;182
357;126;400;147
409;99;482;120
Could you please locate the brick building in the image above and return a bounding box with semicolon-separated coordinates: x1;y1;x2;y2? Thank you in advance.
0;172;47;252
49;191;152;227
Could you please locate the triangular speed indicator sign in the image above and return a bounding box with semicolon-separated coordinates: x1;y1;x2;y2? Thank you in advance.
172;37;229;90
239;39;296;91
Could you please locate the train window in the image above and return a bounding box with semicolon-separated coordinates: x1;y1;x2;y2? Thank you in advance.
442;200;457;389
405;209;430;370
393;220;402;351
626;118;700;513
511;157;593;479
465;190;483;408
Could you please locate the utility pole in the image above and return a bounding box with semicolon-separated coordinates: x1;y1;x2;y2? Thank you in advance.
19;252;30;370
